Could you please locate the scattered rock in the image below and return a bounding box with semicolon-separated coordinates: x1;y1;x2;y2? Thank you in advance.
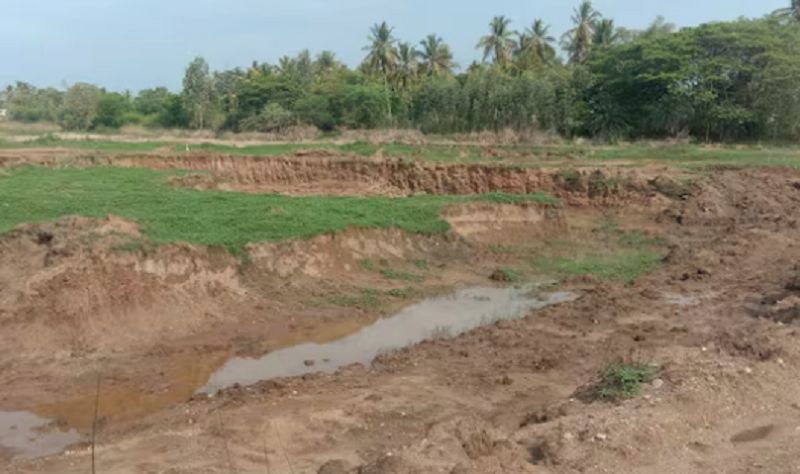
500;375;513;386
595;433;608;442
304;359;316;367
652;378;664;389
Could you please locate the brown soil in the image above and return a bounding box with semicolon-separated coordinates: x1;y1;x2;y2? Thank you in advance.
2;153;800;473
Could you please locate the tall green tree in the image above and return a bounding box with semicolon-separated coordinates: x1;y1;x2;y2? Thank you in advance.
476;16;517;68
593;19;620;47
363;22;398;79
182;57;215;129
395;42;420;89
417;34;457;76
517;19;556;67
59;83;102;130
775;0;800;21
314;51;342;76
563;1;601;64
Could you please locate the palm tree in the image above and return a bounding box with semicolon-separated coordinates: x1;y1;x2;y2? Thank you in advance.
518;19;556;66
476;16;517;68
418;34;457;76
363;22;398;79
593;19;619;47
395;42;419;89
562;1;601;64
314;51;341;75
775;0;800;21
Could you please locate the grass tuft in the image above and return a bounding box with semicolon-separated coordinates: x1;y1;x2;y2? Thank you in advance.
596;361;659;400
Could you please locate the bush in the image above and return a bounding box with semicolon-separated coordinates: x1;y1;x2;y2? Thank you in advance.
239;103;295;132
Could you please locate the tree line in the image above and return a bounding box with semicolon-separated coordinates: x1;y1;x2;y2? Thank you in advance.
2;1;799;142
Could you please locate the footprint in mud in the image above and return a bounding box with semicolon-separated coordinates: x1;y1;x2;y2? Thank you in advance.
730;424;776;444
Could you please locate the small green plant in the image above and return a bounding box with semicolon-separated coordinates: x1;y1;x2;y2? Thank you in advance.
491;267;523;282
386;287;415;299
358;258;379;272
411;259;429;270
596;361;659;400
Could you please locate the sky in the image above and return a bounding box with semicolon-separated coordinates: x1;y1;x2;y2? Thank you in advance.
0;0;788;92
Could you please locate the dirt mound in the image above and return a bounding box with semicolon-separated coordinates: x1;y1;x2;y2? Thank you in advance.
662;168;800;227
0;216;245;357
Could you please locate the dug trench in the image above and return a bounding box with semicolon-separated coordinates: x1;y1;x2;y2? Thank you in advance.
2;158;800;472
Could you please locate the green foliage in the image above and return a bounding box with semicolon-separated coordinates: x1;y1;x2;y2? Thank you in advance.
4;16;800;143
596;362;659;400
239;103;294;132
93;92;131;129
585;19;800;141
0;166;555;254
59;83;102;130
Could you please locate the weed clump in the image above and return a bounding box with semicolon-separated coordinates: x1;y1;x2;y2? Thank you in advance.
596;361;659;400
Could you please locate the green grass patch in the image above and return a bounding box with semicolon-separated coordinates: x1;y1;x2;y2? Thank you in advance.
0;166;556;254
379;268;421;282
532;219;666;284
0;135;166;152
596;361;659;400
533;251;662;284
328;289;383;309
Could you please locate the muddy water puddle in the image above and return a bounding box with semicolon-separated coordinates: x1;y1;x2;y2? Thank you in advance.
200;286;577;393
0;411;79;460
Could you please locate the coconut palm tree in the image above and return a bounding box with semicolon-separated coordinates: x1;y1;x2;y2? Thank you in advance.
775;0;800;21
395;42;419;89
314;51;341;75
417;34;457;76
476;16;517;68
363;22;398;79
518;19;556;66
593;19;619;47
562;1;601;64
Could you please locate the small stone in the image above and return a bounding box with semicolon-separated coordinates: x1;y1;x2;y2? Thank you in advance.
595;433;608;442
777;358;785;366
500;375;513;386
291;390;299;396
701;346;708;352
304;359;315;367
652;379;664;389
744;367;753;375
563;432;574;441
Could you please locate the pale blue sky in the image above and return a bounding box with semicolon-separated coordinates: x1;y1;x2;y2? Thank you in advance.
0;0;786;92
